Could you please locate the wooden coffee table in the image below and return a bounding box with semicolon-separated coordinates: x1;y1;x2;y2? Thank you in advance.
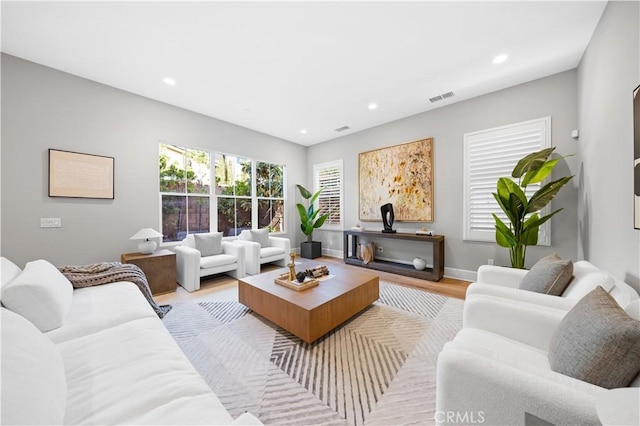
238;261;379;343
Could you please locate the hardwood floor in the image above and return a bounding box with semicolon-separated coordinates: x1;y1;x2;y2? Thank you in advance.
156;255;470;304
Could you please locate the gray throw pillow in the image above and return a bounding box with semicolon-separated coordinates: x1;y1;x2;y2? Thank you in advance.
250;229;271;248
519;253;573;296
548;286;640;389
193;232;223;256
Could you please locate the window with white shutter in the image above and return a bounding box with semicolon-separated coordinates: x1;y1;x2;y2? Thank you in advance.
313;160;343;229
463;117;552;244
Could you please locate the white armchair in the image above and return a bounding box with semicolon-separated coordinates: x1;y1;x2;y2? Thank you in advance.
467;260;638;310
436;287;640;425
175;234;245;292
232;229;290;275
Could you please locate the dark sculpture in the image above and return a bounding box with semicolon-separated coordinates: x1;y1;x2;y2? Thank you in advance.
380;203;396;233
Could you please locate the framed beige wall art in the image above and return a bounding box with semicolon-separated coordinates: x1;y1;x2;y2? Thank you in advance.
359;138;434;222
49;149;115;199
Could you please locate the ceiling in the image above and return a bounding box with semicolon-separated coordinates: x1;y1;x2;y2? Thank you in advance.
1;1;607;146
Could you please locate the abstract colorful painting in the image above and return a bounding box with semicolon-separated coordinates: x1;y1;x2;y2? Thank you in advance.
359;138;433;222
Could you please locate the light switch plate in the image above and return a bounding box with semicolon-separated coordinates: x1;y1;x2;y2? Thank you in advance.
40;218;61;228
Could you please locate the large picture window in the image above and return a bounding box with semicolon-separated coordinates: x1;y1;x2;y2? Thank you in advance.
159;143;211;242
256;162;285;232
215;154;252;236
159;143;285;241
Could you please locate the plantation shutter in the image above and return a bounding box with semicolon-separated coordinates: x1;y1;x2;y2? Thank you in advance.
314;160;343;228
463;117;551;244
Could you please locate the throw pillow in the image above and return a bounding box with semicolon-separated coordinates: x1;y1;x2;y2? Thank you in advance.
1;308;67;425
193;232;223;257
2;259;73;332
1;257;22;302
250;229;271;248
519;253;573;296
548;286;640;389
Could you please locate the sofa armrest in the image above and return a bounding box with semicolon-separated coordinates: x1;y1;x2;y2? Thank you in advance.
476;264;528;288
175;246;201;292
463;293;569;350
436;343;604;426
222;241;246;278
269;236;290;253
466;283;578;311
233;240;261;275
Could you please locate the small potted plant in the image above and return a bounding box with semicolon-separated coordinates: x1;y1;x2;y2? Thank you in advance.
296;184;330;259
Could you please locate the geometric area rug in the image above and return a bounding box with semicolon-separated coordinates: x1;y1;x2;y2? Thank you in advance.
163;281;464;425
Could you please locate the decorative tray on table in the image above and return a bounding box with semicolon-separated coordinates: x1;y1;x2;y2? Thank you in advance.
274;273;319;291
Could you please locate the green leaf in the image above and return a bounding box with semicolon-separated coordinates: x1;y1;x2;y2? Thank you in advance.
508;192;525;222
512;147;555;178
296;184;312;199
526;176;573;213
309;188;323;205
521;158;560;187
497;178;526;205
493;214;517;247
522;213;540;245
296;203;308;223
313;214;329;228
492;192;516;226
525;208;564;230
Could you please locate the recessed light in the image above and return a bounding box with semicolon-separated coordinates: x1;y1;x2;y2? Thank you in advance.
493;54;508;64
300;129;308;134
368;102;378;110
163;77;176;85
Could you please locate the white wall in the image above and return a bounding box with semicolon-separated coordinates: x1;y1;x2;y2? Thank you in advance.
1;54;306;267
577;0;640;291
308;70;579;277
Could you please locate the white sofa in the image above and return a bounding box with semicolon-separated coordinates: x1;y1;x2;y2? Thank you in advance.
233;229;290;275
175;233;246;292
1;257;262;425
436;261;640;425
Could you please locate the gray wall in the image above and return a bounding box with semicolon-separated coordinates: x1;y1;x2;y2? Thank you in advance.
577;1;640;291
1;54;306;268
308;70;579;277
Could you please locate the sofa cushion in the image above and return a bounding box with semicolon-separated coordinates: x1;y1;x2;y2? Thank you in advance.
193;232;223;256
561;260;614;300
2;259;73;331
549;286;640;389
1;257;22;290
519;253;573;296
1;308;67;425
260;246;286;259
250;229;271;248
45;282;157;344
200;254;238;269
58;317;235;425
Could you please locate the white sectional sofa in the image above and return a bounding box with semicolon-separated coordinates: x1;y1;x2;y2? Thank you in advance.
436;260;640;425
1;257;262;425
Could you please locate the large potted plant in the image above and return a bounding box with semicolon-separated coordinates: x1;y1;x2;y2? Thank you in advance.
492;147;573;269
296;184;330;259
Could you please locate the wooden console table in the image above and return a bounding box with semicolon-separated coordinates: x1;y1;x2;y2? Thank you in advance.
343;230;444;281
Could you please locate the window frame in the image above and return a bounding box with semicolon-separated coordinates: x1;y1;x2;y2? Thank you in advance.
313;159;343;230
159;143;287;243
463;117;552;245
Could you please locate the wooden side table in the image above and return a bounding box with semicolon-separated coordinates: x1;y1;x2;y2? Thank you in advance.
121;249;177;296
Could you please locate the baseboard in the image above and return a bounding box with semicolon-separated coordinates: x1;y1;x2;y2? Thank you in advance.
444;267;477;282
320;249;476;282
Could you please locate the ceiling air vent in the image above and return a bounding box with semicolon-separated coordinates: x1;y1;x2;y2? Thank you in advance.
334;125;350;132
429;91;455;103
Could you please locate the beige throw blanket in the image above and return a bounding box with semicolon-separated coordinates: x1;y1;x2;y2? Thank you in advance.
58;262;172;318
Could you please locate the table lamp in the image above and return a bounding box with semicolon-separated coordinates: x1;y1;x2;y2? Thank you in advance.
130;228;163;254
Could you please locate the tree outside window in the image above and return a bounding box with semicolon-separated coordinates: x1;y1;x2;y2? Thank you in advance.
215;154;252;237
159;143;210;242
